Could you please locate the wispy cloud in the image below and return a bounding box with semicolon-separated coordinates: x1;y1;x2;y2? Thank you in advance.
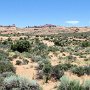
65;20;80;25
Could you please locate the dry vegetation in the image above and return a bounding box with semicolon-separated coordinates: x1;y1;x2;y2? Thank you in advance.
0;30;90;90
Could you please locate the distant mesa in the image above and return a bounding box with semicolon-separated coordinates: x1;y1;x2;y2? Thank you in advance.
26;24;57;28
41;24;56;28
0;24;90;35
0;24;16;30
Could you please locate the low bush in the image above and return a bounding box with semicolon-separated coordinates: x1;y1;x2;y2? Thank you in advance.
58;75;90;90
37;60;52;82
83;80;90;90
56;63;77;71
3;75;41;90
58;76;81;90
2;39;12;45
0;50;9;61
0;77;4;86
84;66;90;75
1;72;15;78
66;55;76;63
49;64;76;80
16;60;22;65
51;66;64;80
48;46;59;52
42;61;52;76
81;41;90;47
31;55;43;62
0;61;15;73
71;66;90;76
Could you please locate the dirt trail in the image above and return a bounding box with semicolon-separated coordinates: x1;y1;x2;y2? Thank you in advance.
12;59;37;80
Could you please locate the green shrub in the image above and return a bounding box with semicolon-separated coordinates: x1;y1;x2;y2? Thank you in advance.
4;75;20;89
71;66;90;76
51;66;64;80
2;72;15;77
37;60;52;82
16;60;22;65
0;50;9;61
22;52;31;58
58;75;70;90
38;61;44;70
56;63;76;71
0;77;4;86
58;75;90;90
8;52;18;61
11;40;31;53
42;62;52;76
83;80;90;90
54;39;68;47
81;41;90;47
84;66;90;75
3;75;41;90
0;61;15;73
48;46;59;52
49;63;76;80
71;66;85;76
44;37;49;40
31;55;43;62
66;55;76;63
58;76;82;90
2;39;12;45
36;70;43;79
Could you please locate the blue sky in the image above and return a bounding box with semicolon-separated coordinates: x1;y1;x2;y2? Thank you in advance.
0;0;90;27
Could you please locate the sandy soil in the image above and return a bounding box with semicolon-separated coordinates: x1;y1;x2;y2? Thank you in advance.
49;52;59;66
42;40;54;47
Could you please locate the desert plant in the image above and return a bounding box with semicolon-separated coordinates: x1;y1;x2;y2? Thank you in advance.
31;55;43;62
37;60;52;82
0;61;15;73
0;77;4;86
0;50;9;61
48;46;59;52
66;55;76;63
58;76;82;90
11;40;31;53
3;75;42;90
58;75;70;90
84;66;90;75
81;41;90;47
42;62;52;76
83;80;90;90
57;63;76;71
51;66;64;80
1;72;15;78
16;60;22;65
71;66;85;76
71;66;90;76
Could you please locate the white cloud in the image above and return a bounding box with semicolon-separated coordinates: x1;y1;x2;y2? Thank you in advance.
65;20;80;24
